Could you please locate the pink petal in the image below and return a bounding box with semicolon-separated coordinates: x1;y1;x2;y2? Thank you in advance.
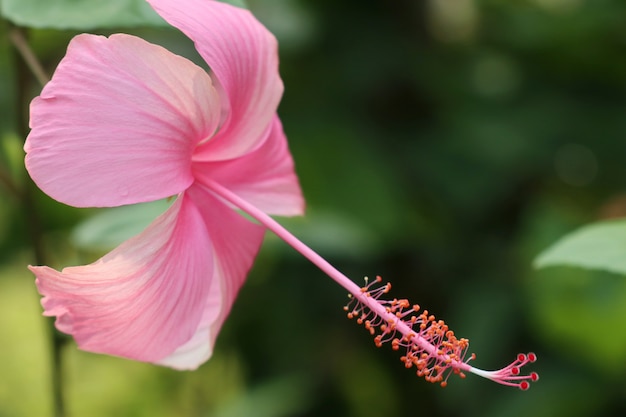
147;0;283;161
157;185;266;369
193;115;305;216
154;279;222;369
25;33;220;208
33;194;215;363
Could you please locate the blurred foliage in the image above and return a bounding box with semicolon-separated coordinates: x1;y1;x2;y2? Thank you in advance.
2;0;626;416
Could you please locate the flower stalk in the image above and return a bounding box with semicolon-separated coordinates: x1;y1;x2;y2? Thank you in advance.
202;179;538;389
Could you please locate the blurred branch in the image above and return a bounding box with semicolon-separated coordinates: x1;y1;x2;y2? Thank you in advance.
0;167;22;200
7;22;65;417
8;21;46;270
8;25;49;87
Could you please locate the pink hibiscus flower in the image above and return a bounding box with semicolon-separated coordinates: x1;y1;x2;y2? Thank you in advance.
25;0;303;369
24;0;538;388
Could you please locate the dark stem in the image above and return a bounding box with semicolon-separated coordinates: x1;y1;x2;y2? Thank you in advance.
0;167;22;200
8;23;65;417
8;25;49;87
22;184;64;417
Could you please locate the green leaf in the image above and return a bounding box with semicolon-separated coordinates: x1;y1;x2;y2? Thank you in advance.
529;267;626;377
534;218;626;275
1;0;165;29
72;199;172;251
219;0;248;9
262;209;380;259
1;0;247;30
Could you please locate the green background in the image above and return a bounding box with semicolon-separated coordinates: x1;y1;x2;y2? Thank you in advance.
2;0;626;416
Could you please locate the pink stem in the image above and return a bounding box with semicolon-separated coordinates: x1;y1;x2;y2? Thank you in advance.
202;179;471;372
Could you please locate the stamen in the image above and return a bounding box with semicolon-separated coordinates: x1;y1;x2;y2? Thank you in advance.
344;276;538;389
345;276;472;387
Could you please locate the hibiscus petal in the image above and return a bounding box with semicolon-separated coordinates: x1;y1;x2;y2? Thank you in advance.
147;0;283;161
154;278;221;369
25;33;220;208
32;194;215;363
193;115;305;216
157;185;266;369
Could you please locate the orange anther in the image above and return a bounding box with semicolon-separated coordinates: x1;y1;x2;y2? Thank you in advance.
343;275;477;389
